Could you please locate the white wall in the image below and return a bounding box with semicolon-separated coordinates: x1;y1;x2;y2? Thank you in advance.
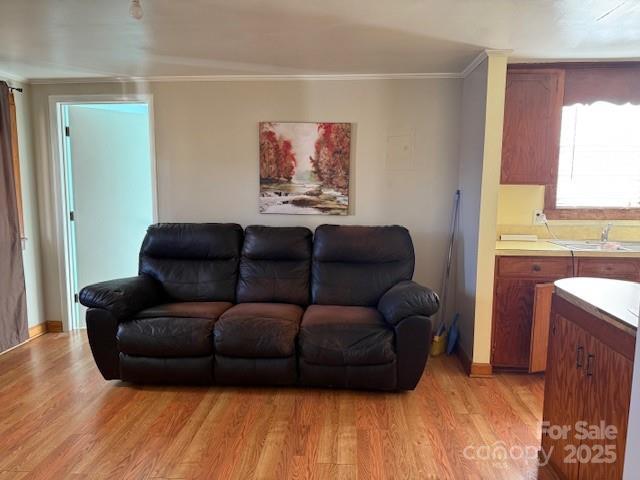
4;81;46;328
454;54;507;364
30;79;463;325
472;56;507;365
455;60;488;359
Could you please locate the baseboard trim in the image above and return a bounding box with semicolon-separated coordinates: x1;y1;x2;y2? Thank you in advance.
469;363;493;378
1;320;63;356
46;320;63;333
28;322;48;339
455;345;493;378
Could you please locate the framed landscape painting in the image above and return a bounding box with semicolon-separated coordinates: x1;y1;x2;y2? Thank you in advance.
259;122;351;215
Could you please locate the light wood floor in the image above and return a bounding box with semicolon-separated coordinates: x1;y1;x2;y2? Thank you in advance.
0;332;552;479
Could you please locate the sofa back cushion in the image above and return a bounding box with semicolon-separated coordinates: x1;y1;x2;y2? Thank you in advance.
139;223;243;302
311;225;415;306
237;226;312;305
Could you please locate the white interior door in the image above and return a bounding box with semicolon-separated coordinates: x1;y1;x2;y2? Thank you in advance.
66;103;154;329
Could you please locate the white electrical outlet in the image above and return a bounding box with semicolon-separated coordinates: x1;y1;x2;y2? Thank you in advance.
533;209;547;225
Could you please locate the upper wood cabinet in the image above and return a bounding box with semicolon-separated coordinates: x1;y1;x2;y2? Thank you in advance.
500;69;565;185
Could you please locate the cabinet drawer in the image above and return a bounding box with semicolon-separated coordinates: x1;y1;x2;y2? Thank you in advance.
497;256;573;278
577;258;640;281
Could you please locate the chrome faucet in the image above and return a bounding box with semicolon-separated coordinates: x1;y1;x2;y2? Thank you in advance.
601;223;613;242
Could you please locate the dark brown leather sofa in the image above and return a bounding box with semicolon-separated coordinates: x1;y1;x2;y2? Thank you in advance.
80;223;439;390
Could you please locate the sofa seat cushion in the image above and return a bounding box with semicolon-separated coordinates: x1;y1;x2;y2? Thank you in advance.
119;353;213;384
136;302;233;320
117;316;216;357
214;355;296;385
298;358;397;390
214;303;303;358
299;305;395;366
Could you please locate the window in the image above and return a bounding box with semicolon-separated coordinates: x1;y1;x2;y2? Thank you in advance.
537;63;640;219
556;102;640;210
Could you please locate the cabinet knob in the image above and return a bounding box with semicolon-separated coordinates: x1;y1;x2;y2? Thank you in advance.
532;264;542;272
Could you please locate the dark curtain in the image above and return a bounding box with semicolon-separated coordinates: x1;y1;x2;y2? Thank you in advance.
0;81;28;352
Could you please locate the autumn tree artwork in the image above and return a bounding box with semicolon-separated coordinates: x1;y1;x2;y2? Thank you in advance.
259;122;351;215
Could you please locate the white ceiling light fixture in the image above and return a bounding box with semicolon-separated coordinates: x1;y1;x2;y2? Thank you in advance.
129;0;143;20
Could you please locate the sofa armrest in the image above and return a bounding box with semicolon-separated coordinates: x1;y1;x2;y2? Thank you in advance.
79;275;165;320
394;315;433;390
377;280;440;326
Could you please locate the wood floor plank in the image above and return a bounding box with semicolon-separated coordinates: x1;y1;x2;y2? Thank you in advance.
202;389;272;480
0;471;30;480
149;390;220;478
0;334;548;480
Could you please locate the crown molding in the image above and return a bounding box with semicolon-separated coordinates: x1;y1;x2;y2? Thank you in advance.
461;49;513;77
21;50;516;84
0;70;28;85
28;71;466;84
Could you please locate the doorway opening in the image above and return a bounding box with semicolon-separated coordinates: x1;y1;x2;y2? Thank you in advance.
54;98;156;330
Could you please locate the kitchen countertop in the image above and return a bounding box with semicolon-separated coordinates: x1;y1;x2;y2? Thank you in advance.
496;240;640;258
555;277;640;332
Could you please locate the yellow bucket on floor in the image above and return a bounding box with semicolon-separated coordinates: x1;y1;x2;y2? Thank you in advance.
431;332;448;357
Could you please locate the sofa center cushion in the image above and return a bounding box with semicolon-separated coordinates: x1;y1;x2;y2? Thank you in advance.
117;316;217;358
299;305;396;366
214;303;303;358
136;302;233;320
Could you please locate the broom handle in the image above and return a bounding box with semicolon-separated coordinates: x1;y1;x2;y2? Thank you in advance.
438;190;461;331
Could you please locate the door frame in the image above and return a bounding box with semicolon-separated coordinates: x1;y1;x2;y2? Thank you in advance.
48;94;158;331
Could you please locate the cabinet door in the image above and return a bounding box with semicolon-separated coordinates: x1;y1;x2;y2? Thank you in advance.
501;69;565;185
492;278;561;368
578;336;633;480
529;283;554;373
542;313;589;480
492;279;535;368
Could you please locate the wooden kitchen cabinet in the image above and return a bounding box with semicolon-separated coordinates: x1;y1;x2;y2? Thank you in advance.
529;283;554;372
541;293;634;480
492;278;540;368
496;256;574;278
500;69;565;185
492;255;640;371
542;313;588;479
579;334;633;480
491;256;573;369
576;257;640;281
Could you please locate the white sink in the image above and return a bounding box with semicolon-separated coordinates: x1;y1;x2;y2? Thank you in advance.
551;240;640;252
619;241;640;252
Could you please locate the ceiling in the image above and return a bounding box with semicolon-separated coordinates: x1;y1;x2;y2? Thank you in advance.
1;0;639;81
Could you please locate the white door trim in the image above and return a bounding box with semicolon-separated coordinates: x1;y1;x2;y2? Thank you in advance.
48;93;158;331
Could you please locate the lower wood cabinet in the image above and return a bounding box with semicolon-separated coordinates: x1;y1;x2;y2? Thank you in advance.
491;256;573;369
492;277;554;368
542;312;586;479
491;255;640;370
541;295;633;480
576;257;640;281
